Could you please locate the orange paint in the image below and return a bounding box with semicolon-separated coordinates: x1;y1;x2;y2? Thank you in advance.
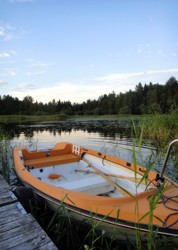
48;173;61;180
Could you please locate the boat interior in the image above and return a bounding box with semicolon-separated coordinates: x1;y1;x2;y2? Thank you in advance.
22;147;151;198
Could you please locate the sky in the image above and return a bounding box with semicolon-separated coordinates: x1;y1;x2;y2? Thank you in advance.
0;0;178;104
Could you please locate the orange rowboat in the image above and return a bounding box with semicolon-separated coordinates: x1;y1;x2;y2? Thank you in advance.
13;140;178;241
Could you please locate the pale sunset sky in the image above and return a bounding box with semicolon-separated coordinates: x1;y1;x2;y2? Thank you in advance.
0;0;178;103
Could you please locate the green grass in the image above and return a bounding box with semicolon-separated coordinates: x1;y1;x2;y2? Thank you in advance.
0;114;67;123
138;113;178;147
0;126;11;180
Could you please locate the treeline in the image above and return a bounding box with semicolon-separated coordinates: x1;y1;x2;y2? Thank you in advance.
1;76;178;116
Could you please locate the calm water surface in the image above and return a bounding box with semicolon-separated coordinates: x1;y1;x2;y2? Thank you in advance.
2;119;177;180
10;123;153;163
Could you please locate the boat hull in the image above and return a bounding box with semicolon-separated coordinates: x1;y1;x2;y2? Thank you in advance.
13;142;178;242
32;188;151;241
26;181;178;243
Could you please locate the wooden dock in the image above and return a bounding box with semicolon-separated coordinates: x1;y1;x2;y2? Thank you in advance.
0;174;58;250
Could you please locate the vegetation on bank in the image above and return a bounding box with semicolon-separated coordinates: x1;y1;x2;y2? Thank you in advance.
0;76;178;116
0;114;67;123
135;111;178;147
0;112;178;149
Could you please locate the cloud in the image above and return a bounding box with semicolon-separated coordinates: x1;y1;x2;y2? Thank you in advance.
158;49;166;57
25;71;46;77
96;72;144;83
0;23;29;42
11;81;107;103
0;52;11;58
0;51;16;58
89;63;95;68
0;80;7;87
0;60;15;65
172;52;178;57
97;68;178;83
12;82;36;92
147;68;178;74
9;71;16;76
95;68;178;92
26;60;53;68
10;68;178;104
137;48;143;54
0;24;15;41
0;70;16;77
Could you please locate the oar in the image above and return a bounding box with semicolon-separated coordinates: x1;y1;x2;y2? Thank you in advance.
82;158;134;197
75;169;144;183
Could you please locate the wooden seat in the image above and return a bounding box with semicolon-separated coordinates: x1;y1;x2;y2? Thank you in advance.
24;154;79;168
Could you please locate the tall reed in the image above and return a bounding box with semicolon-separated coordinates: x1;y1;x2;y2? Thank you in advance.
0;126;12;181
130;122;173;249
140;112;178;148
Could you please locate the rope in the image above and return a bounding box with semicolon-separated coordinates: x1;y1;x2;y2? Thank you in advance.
145;179;178;229
162;195;178;211
157;183;178;228
163;212;178;228
145;178;159;191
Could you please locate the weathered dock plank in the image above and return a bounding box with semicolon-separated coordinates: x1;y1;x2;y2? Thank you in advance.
0;174;9;189
0;213;34;233
0;215;38;242
0;174;58;250
0;224;56;250
0;190;17;206
0;202;26;225
0;175;17;206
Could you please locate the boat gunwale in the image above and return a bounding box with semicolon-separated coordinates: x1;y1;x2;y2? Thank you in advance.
13;145;158;203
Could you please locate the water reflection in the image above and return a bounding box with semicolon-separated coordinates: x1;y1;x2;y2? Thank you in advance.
6;120;154;166
1;119;178;181
2;119;133;139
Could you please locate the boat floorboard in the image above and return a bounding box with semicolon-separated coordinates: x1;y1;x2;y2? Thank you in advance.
0;174;58;250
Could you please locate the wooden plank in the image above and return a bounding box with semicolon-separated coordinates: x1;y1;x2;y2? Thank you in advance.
0;175;10;190
0;202;26;220
0;175;58;250
0;218;39;242
0;212;27;226
0;205;58;249
12;238;58;250
0;227;54;250
0;175;18;206
0;191;17;206
0;213;34;233
0;180;10;193
0;202;19;213
37;241;59;250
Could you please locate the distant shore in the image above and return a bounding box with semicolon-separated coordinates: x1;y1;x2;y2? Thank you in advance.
0;114;177;146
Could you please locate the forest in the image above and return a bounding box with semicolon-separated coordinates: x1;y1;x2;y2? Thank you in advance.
0;76;178;116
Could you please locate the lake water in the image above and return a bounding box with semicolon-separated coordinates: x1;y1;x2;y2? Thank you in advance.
1;119;177;181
